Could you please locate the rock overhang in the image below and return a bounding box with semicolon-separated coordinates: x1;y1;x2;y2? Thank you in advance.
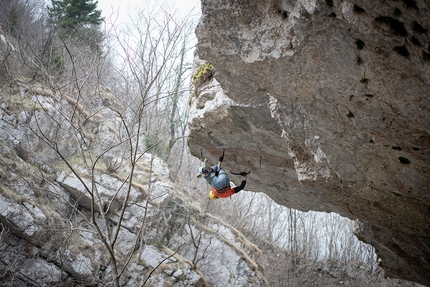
188;0;430;285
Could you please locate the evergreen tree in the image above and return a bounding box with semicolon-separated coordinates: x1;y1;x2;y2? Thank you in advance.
47;0;104;53
48;0;103;33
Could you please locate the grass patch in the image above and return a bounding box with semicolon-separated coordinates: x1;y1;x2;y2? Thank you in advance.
0;184;26;204
375;16;408;36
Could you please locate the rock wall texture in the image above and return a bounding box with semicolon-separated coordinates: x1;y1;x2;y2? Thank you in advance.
0;77;266;285
187;0;430;285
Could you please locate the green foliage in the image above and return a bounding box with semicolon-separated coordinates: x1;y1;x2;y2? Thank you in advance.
144;136;169;159
48;0;103;32
48;0;104;52
144;136;160;151
360;77;369;86
393;45;410;57
192;62;215;87
375;16;407;37
192;63;214;82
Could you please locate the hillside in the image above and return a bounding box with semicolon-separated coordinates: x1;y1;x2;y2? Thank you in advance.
1;0;429;285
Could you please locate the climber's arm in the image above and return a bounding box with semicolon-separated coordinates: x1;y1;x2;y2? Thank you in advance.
216;152;224;176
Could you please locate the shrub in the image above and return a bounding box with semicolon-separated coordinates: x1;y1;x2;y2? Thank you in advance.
192;62;215;87
360;78;369;86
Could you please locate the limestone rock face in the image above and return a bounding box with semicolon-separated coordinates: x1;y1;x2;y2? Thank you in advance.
188;0;430;284
0;74;266;285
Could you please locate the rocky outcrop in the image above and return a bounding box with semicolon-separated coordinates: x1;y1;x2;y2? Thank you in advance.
0;76;266;286
188;0;430;285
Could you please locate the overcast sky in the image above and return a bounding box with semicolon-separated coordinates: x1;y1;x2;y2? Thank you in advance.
97;0;201;25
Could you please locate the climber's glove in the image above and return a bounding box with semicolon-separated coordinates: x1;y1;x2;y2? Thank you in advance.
219;155;224;162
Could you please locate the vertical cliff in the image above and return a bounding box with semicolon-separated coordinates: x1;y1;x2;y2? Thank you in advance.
187;0;430;285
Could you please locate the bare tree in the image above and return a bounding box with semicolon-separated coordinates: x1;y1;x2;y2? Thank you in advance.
184;215;213;270
0;1;197;285
207;189;379;283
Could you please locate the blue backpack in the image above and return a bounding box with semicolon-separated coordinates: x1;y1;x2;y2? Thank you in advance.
205;167;230;190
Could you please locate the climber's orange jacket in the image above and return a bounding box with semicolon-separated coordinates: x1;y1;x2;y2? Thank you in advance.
210;185;235;199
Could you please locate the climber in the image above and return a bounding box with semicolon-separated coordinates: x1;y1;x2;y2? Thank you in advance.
197;151;250;200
